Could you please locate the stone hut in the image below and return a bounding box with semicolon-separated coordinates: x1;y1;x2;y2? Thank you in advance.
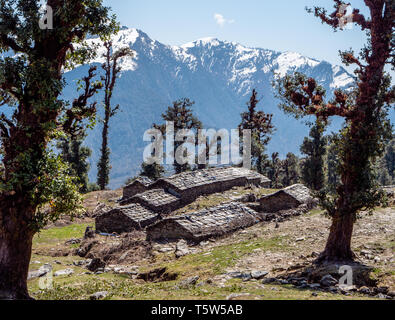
122;177;153;200
121;189;181;214
146;202;262;242
259;184;315;212
150;167;270;205
96;203;159;233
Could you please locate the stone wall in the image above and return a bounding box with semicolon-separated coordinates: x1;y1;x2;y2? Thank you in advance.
96;204;159;233
122;182;148;200
146;202;262;242
259;184;316;213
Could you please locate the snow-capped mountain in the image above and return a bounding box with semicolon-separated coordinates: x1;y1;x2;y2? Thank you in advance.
62;27;356;188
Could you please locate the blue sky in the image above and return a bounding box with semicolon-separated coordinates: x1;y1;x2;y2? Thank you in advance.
103;0;369;69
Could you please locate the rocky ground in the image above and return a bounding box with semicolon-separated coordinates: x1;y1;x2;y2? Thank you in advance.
27;187;395;300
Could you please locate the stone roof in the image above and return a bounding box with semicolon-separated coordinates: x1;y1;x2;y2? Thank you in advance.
146;202;262;242
133;189;179;207
96;203;159;233
263;184;312;204
152;167;270;192
126;176;153;188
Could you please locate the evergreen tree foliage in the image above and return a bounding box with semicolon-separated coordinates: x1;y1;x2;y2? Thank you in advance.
97;41;133;190
299;121;327;191
57;132;92;193
239;89;274;174
154;98;202;174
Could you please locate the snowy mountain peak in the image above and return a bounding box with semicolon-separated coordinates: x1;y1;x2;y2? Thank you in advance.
181;37;222;48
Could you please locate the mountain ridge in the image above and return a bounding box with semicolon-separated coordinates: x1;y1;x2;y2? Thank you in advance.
60;28;358;187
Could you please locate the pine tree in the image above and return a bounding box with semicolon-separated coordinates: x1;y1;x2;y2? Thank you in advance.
239;89;274;174
299;121;327;191
57;132;92;193
154;98;202;174
282;152;300;187
276;1;394;262
382;137;395;183
140;162;165;181
267;152;283;188
97;41;133;190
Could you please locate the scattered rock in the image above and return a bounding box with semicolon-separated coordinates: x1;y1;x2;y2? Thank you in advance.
65;238;81;245
262;277;277;284
177;276;200;289
84;226;95;239
137;267;178;282
86;258;106;272
54;268;74;277
295;237;305;242
73;259;91;267
311;292;318;297
375;293;387;299
227;271;252;281
226;293;251;300
251;271;269;280
320;274;338;287
309;283;321;289
175;240;190;258
358;286;371;295
28;263;52;280
90;291;108;300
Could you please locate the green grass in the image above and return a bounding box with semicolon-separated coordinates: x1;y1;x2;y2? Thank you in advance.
30;273;378;300
149;235;290;278
33;222;93;247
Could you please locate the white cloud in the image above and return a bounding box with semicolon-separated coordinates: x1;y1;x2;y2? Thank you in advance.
214;13;235;27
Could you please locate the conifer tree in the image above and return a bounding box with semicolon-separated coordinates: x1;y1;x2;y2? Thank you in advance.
140;162;165;181
57;131;92;193
299;121;327;191
154;98;202;174
97;41;133;190
239;89;274;174
282;152;300;187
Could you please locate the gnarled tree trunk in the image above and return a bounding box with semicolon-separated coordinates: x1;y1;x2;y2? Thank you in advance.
0;200;35;300
318;211;355;262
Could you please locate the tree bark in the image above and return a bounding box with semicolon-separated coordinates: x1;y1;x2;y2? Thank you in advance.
0;203;34;300
318;211;355;263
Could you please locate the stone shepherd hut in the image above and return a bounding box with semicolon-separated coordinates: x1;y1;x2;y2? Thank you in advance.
150;167;270;205
259;184;316;212
122;177;153;200
146;202;262;242
96;203;159;233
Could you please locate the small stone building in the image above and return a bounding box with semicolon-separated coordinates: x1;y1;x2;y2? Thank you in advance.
146;202;262;242
121;189;181;214
259;184;315;212
150;167;270;205
122;177;153;200
96;203;159;233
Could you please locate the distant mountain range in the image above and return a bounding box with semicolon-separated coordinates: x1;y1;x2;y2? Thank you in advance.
60;27;358;188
